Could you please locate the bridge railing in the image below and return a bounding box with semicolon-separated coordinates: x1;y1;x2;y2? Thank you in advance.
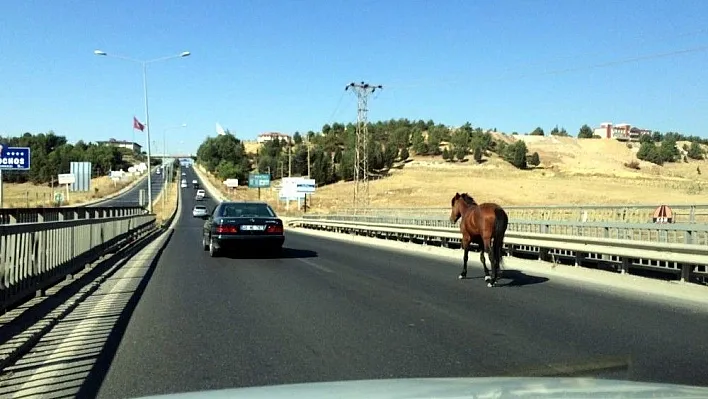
328;203;708;224
292;215;708;285
302;214;708;245
0;206;146;225
1;213;156;312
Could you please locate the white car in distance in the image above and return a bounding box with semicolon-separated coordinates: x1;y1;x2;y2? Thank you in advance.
192;205;208;218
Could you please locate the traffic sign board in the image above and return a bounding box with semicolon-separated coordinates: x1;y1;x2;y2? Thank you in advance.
248;173;271;188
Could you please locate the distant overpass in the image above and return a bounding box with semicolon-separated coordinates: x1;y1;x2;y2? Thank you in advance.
151;154;195;159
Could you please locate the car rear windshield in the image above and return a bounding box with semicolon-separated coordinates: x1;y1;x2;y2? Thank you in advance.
194;206;207;210
219;203;275;218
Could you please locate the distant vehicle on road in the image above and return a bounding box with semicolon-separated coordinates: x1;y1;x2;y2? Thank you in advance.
202;201;284;257
195;189;206;201
182;172;186;176
181;182;188;188
156;168;161;175
192;205;208;218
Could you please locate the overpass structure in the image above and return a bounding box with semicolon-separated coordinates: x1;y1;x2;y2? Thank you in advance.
2;166;708;396
151;153;195;159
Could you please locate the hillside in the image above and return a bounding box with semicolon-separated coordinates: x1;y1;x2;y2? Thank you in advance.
200;133;707;213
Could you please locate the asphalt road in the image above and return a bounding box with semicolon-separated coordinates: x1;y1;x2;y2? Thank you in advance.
92;167;708;398
89;170;165;207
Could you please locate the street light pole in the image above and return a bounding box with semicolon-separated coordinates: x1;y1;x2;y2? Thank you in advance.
141;62;153;211
94;49;190;213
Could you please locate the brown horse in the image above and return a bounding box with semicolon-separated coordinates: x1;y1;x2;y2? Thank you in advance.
449;193;509;287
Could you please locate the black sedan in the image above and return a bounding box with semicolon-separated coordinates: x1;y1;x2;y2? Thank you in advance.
202;201;285;257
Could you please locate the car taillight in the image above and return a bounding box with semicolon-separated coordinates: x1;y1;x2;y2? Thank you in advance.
266;225;283;234
216;225;238;234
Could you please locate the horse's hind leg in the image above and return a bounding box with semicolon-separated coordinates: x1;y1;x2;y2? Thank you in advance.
474;236;490;282
483;236;496;287
459;236;470;279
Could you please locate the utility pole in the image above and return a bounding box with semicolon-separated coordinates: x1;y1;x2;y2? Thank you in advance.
345;81;382;210
306;138;311;178
288;140;292;177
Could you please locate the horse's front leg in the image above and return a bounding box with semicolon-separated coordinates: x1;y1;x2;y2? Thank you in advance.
473;236;490;282
459;236;470;279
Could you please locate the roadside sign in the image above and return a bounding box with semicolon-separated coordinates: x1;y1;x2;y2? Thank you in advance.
0;145;31;170
281;177;316;193
653;205;674;224
58;173;76;185
223;179;239;188
248;173;271;188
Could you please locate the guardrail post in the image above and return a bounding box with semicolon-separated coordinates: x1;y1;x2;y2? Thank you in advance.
684;231;695;245
681;264;691;283
619;257;630;274
689;206;695;223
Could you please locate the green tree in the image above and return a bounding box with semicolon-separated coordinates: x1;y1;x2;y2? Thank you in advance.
502;141;528;169
530;127;545;136
292;131;303;145
399;147;410;161
473;147;483;163
528;151;541;167
578;124;594;139
450;129;469;162
412;129;427;154
687;142;704;160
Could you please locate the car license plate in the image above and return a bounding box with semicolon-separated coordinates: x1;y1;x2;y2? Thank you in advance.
242;225;265;231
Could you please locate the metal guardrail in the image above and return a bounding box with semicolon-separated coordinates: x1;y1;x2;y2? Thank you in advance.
0;206;146;225
290;217;708;285
330;204;708;224
1;213;156;311
303;215;708;246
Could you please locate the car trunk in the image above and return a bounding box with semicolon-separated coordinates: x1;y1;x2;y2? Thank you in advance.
214;217;283;236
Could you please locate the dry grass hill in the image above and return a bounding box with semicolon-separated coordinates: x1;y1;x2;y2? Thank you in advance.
205;134;708;213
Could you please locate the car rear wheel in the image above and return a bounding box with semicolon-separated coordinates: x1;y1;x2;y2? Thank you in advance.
202;235;209;251
209;238;220;257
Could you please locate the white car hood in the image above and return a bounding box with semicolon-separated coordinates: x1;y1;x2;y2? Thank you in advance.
136;377;708;399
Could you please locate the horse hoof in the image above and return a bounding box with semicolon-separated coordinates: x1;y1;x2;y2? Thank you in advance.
484;276;491;282
458;274;465;280
487;282;494;288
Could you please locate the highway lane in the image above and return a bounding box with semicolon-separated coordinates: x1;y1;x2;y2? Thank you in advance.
92;167;708;398
89;170;164;207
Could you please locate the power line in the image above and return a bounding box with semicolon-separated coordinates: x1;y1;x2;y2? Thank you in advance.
387;44;708;90
345;81;382;210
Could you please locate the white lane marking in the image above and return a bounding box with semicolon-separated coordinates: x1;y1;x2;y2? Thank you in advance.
297;257;333;274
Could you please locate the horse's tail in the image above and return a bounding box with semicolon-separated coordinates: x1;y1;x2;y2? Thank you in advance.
492;207;509;269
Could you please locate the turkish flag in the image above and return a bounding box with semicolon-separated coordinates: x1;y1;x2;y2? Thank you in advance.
133;116;145;131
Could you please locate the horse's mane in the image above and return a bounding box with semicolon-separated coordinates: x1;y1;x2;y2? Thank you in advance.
452;192;477;207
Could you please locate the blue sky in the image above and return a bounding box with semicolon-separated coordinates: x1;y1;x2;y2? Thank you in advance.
1;0;707;154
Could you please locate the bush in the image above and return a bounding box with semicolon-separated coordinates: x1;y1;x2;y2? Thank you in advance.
473;147;483;163
502;141;528;169
624;160;640;170
527;152;540;167
399;147;410;161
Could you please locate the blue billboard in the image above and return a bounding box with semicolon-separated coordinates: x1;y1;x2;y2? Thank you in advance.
0;144;31;170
